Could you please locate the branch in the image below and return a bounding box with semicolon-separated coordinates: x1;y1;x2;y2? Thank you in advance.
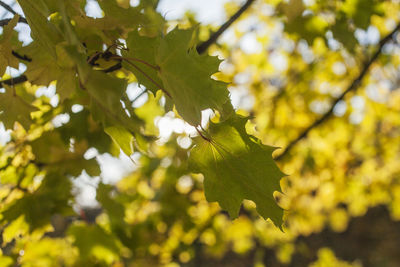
0;1;28;24
0;16;27;26
196;0;256;54
0;74;27;87
11;50;32;62
275;22;400;161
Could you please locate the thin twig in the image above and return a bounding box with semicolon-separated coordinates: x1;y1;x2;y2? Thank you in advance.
196;127;211;142
0;1;27;24
131;89;147;103
275;22;400;161
196;0;256;54
111;55;160;71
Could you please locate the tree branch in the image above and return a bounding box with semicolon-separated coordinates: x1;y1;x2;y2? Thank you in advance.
196;0;256;54
0;1;27;24
275;22;400;161
0;74;27;87
0;16;27;26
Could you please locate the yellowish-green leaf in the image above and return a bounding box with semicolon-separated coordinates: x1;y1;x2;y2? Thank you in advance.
18;0;62;57
0;14;20;76
105;125;134;156
122;31;161;94
189;115;284;227
68;223;121;264
0;86;37;129
156;28;229;125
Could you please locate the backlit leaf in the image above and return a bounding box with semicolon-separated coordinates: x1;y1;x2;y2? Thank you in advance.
0;86;37;129
156;28;230;125
0;14;19;76
189;115;284;227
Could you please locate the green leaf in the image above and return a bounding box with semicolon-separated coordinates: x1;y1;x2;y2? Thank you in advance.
285;15;328;45
65;46;145;154
18;0;62;57
156;28;229;125
56;68;78;102
30;131;100;176
2;215;29;245
278;0;304;22
134;92;164;135
1;172;73;231
189;115;284;227
0;14;20;76
104;125;134;156
331;15;357;51
0;86;38;129
17;43;77;101
97;0;146;29
70;48;140;128
123;31;162;94
17;42;59;85
58;109;112;154
342;0;383;29
68;223;121;264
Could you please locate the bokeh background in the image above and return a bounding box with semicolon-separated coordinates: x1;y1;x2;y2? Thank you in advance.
1;0;400;266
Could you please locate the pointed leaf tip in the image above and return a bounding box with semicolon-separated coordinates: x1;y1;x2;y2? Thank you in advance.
189;115;284;227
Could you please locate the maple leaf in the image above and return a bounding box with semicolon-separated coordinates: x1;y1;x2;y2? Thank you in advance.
17;43;77;102
0;86;37;130
189;115;284;227
123;31;162;94
0;14;19;76
156;28;229;125
18;0;62;57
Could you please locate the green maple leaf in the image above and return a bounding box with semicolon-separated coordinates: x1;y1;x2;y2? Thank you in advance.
30;131;100;176
18;0;62;57
156;28;229;125
189;115;284;227
1;172;73;231
122;31;162;94
342;0;383;29
0;14;20;76
68;223;120;264
97;0;146;29
65;46;144;155
0;86;38;129
104;125;134;156
18;43;77;102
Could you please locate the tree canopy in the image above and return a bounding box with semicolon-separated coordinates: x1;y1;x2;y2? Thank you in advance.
1;0;400;266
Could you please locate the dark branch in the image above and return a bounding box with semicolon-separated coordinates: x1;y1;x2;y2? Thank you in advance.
0;75;27;87
0;1;18;15
0;60;122;89
11;50;32;62
0;16;27;26
0;1;28;24
104;62;122;73
196;0;256;54
275;22;400;161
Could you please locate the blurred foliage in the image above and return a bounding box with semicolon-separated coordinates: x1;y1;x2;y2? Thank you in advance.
1;0;400;266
